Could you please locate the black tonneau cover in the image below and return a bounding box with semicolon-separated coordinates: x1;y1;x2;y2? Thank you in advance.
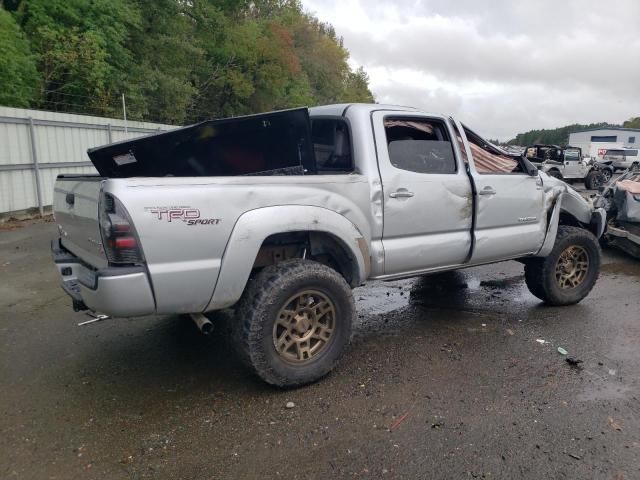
87;108;315;177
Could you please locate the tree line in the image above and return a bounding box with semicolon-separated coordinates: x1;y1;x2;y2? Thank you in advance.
507;117;640;146
0;0;374;124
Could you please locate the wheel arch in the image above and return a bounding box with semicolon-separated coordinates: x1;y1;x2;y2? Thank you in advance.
206;206;369;310
536;191;602;257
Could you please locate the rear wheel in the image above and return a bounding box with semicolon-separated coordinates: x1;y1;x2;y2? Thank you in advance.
584;170;604;190
233;259;354;387
524;226;600;305
601;168;612;183
631;162;640;172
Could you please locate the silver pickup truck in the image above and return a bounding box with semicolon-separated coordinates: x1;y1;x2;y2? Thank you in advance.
52;104;606;386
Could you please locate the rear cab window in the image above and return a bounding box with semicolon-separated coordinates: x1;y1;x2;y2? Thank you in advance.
311;117;353;173
383;117;457;174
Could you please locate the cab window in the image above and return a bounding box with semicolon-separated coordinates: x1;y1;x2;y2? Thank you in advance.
384;118;457;174
311;118;353;172
464;127;522;174
564;150;580;161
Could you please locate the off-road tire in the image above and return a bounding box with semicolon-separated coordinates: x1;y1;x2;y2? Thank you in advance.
631;162;639;172
233;259;354;387
547;170;563;180
584;170;604;190
524;226;600;306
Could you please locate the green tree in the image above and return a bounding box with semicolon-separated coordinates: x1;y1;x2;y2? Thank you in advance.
508;122;617;146
623;117;640;129
14;0;140;116
126;0;200;123
1;0;374;123
0;6;40;107
342;66;375;103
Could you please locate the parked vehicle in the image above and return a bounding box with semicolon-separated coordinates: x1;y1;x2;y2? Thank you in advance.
601;147;640;171
524;144;613;188
594;168;640;258
52;104;606;386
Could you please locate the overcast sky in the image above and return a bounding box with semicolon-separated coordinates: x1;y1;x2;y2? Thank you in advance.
303;0;640;140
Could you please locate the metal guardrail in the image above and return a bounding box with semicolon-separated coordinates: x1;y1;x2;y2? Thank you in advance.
0;114;166;216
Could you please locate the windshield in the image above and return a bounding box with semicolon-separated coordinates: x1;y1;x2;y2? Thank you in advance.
564;149;580;161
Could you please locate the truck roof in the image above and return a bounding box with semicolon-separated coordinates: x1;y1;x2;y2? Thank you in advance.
310;103;422;117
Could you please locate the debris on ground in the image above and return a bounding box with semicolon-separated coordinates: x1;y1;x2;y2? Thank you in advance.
567;452;582;460
506;328;515;336
557;347;568;355
285;401;295;409
608;416;623;431
431;421;444;429
566;357;583;366
389;412;410;431
535;339;547;345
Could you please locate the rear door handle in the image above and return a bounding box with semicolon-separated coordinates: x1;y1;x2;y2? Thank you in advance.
389;190;415;198
479;186;497;196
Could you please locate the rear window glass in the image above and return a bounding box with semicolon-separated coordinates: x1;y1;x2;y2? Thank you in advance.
311;118;353;172
384;118;457;174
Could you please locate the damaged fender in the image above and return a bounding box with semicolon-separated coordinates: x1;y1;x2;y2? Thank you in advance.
206;205;368;310
536;180;606;257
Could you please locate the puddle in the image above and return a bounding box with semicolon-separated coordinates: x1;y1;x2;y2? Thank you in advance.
355;280;412;315
354;270;536;321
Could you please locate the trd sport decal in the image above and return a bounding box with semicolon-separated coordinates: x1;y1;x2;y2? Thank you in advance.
145;207;221;225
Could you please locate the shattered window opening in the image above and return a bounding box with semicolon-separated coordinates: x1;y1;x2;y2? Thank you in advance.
463;127;523;175
383;118;457;175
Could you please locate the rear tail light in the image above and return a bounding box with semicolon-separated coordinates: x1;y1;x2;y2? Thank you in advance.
99;193;145;265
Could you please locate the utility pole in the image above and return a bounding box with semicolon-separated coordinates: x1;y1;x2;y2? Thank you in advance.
122;93;128;135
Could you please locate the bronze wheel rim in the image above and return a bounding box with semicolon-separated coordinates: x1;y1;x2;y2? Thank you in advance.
273;290;336;363
555;245;589;289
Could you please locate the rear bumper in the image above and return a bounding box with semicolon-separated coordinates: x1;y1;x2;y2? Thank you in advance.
52;240;156;317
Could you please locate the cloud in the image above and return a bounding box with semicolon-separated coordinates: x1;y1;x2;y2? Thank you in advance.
303;0;640;140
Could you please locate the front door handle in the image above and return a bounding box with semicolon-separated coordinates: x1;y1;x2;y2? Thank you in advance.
389;189;415;198
479;186;497;196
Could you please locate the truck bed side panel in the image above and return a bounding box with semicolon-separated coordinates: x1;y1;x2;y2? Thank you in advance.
103;175;372;314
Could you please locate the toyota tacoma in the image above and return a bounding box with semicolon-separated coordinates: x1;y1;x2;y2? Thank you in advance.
52;104;606;386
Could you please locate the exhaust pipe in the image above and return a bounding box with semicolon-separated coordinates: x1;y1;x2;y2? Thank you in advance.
190;313;214;335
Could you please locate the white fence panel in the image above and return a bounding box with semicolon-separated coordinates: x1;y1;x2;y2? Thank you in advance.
0;106;176;215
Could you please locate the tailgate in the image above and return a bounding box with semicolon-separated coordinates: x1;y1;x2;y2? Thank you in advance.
53;175;108;268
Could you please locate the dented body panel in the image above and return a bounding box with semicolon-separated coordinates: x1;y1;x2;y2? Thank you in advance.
51;103;601;318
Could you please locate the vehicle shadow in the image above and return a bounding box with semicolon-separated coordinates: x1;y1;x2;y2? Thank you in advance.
64;269;590;402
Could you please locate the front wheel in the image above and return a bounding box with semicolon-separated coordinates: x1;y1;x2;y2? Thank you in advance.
524;226;601;306
584;170;604;190
233;259;354;387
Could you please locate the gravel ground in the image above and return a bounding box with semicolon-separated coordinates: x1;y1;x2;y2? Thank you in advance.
1;219;639;479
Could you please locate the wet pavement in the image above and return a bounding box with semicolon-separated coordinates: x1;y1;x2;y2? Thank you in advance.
1;219;639;479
